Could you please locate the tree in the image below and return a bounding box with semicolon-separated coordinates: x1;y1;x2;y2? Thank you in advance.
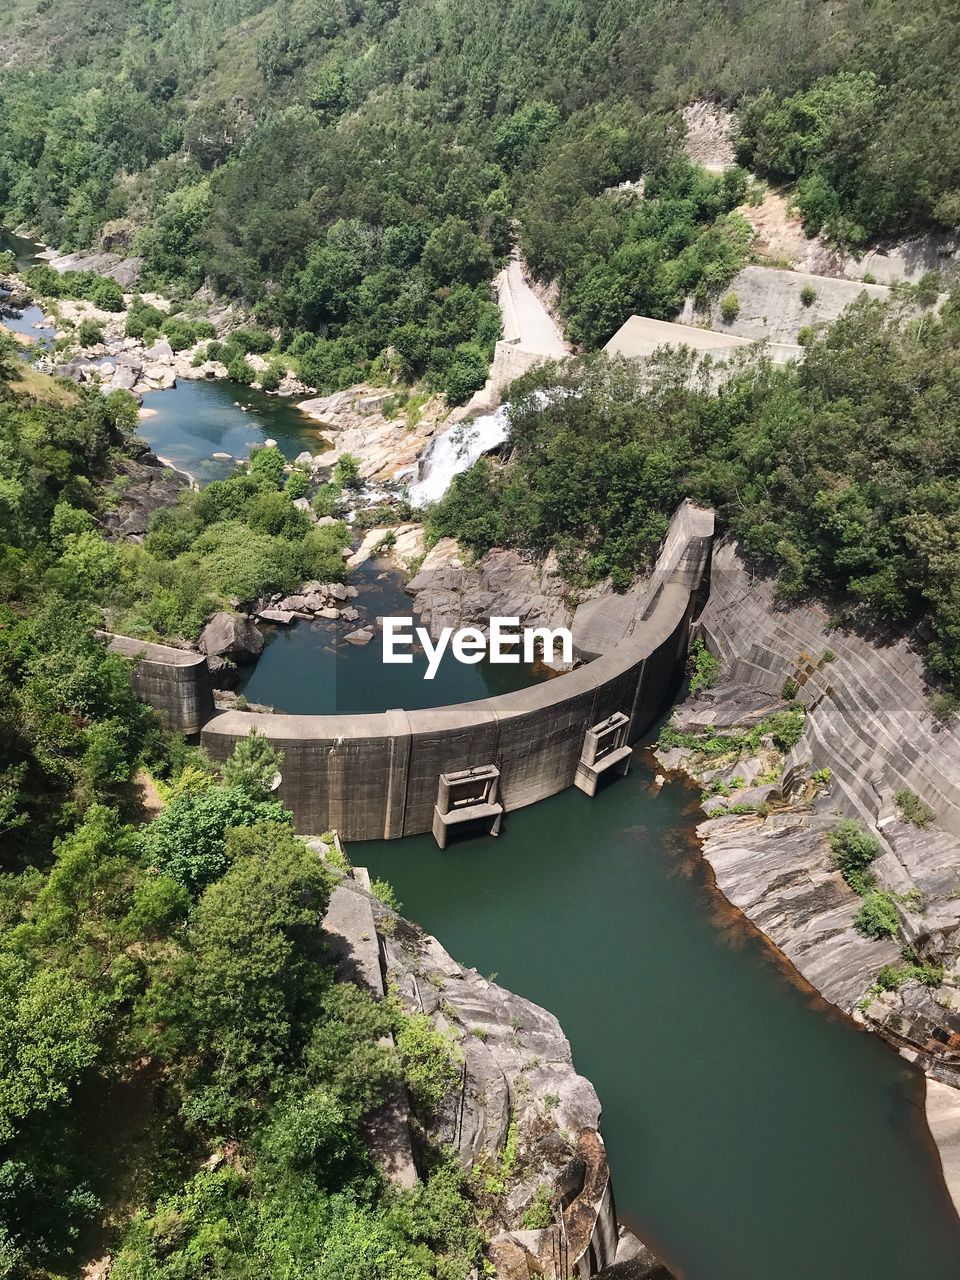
138;783;289;892
0;330;20;385
221;729;283;799
250;444;286;488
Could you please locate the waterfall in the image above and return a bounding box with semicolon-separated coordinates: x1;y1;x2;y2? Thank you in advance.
408;405;509;507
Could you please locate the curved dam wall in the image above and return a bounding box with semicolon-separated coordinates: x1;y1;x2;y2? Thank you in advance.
199;502;715;840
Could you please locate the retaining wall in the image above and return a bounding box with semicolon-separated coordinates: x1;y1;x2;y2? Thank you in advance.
199;502;715;840
102;633;213;735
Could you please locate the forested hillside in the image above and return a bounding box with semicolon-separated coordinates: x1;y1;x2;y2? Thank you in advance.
429;290;960;693
0;349;484;1276
1;0;959;390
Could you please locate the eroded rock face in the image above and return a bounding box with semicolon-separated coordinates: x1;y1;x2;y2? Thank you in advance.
297;384;447;481
367;893;633;1276
658;538;960;1087
99;448;189;541
407;538;572;639
199;611;264;663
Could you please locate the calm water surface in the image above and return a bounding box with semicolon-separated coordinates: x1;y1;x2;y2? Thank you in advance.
237;560;548;713
363;759;960;1280
140;378;328;483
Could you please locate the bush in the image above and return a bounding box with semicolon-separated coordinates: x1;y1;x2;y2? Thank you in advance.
854;891;899;939
875;959;944;991
688;638;719;694
767;706;805;750
829;819;880;894
720;291;741;323
312;483;343;518
76;319;104;347
800;283;817;307
284;469;311;499
125;299;166;339
161;316;199;351
395;1012;461;1116
89;276;124;312
894;788;935;828
259;360;286;392
334;453;363;490
249;445;286;489
931;692;959;725
231;325;275;354
227;354;255;385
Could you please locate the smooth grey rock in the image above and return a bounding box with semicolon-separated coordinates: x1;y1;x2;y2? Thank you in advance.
343;626;374;645
199;611;264;662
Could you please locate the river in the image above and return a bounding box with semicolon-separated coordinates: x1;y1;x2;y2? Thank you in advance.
5;225;960;1276
202;373;960;1277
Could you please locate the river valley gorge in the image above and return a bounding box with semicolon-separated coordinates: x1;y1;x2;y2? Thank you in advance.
64;356;960;1276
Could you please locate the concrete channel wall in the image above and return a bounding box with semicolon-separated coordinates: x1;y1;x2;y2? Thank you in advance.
102;633;213;735
196;502;715;840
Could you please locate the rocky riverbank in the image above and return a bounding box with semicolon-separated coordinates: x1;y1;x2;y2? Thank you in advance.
317;847;668;1278
654;538;960;1210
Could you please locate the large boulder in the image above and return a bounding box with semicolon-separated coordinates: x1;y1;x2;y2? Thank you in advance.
199;612;264;663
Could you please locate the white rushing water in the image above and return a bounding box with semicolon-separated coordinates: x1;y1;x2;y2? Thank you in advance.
408;405;509;507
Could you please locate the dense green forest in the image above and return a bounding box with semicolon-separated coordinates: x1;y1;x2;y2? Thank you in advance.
429;289;960;691
0;351;484;1276
1;0;959;390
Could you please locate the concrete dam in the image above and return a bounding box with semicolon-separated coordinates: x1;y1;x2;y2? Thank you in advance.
108;502;715;841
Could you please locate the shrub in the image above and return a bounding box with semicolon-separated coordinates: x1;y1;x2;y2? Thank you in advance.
781;677;799;699
931;692;959;725
227;354;255;385
334;453;363;490
370;877;401;911
521;1186;554;1230
894;788;935;828
161;316;199;351
767;706;805;751
249;445;286;489
395;1013;461;1115
301;523;351;581
312;483;343;518
875;959;945;991
76;319;103;347
125;298;166;338
284;469;311;500
259;360;286;392
689;638;719;694
800;283;817;307
88;276;124;312
829;819;880;894
720;291;741;323
231;325;275;354
854;891;899;939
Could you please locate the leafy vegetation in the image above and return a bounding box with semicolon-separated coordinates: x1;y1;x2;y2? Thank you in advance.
828;820;880;896
430;292;960;691
854;891;900;940
894;788;936;828
0;366;486;1275
688;638;719;695
4;0;956;397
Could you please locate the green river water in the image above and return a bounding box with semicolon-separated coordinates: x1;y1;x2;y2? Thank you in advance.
4;227;960;1276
